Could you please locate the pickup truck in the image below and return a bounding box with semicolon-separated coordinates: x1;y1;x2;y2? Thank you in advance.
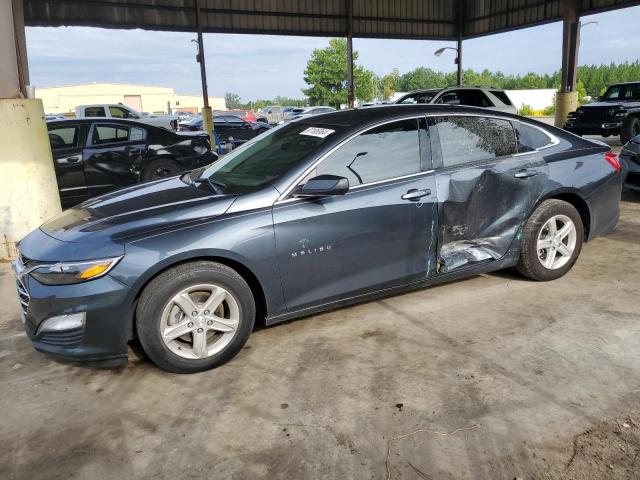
564;82;640;143
75;104;178;131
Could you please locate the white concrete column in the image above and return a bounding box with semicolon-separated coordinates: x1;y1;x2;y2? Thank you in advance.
1;0;61;259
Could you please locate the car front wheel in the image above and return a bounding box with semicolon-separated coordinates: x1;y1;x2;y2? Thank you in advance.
516;199;584;281
136;261;255;373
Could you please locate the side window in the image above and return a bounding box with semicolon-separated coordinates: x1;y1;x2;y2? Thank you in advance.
109;106;135;118
84;107;106;117
130;127;146;142
434;116;517;168
513;122;553;152
458;90;492;107
436;91;461;105
92;125;130;145
48;126;79;149
316;118;421;186
624;85;640;99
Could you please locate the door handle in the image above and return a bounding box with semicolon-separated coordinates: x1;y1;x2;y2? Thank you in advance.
125;147;141;155
56;155;81;164
514;169;538;179
402;188;431;201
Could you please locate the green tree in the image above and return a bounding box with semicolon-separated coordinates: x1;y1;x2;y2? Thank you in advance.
303;38;375;107
225;92;242;109
576;80;588;105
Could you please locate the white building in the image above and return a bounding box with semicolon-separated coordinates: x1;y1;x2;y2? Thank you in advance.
35;82;225;115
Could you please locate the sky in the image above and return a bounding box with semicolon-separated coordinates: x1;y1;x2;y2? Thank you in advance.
25;5;640;102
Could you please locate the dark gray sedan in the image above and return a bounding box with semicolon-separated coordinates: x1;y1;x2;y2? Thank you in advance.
15;105;623;373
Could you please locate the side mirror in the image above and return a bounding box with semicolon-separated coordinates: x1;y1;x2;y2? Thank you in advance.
294;175;349;198
267;110;273;114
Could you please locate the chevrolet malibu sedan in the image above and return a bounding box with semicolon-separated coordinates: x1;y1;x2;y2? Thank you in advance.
14;105;623;373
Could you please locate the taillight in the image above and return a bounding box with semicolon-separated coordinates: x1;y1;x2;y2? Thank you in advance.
604;152;621;172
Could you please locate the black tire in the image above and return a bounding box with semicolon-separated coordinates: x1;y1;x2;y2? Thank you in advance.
620;116;640;144
516;199;584;281
136;261;255;374
141;158;180;182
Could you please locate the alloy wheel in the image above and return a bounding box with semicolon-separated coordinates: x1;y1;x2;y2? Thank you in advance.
160;283;240;359
536;214;577;270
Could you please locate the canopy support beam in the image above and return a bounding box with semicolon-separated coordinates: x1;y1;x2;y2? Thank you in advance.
346;0;354;108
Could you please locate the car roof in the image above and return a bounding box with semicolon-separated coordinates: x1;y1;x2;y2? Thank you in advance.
46;117;165;131
294;104;528;129
406;85;506;94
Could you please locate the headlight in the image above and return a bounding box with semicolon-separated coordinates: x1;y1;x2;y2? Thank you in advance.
30;257;122;285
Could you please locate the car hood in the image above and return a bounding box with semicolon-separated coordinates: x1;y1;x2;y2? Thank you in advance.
40;177;236;244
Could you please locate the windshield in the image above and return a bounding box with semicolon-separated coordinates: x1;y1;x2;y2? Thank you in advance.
397;90;441;104
602;84;640;100
200;122;343;194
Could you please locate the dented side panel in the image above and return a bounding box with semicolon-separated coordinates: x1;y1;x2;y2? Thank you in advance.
427;112;552;273
434;156;548;272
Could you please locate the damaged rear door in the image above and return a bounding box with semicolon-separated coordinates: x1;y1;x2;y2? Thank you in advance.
430;115;548;273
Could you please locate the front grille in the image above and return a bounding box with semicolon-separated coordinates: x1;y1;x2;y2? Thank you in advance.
578;108;611;123
39;327;84;347
16;279;29;319
20;254;46;269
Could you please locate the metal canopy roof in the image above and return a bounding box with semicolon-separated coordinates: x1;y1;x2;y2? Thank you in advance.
24;0;640;40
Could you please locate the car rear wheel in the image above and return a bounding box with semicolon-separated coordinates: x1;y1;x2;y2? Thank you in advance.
516;199;584;281
136;261;255;373
621;116;640;144
141;158;180;182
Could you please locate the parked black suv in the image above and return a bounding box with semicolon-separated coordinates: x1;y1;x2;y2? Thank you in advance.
564;82;640;143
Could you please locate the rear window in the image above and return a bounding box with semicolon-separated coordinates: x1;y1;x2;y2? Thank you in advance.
490;90;513;106
84;106;106;117
48;126;79;149
513;122;553;152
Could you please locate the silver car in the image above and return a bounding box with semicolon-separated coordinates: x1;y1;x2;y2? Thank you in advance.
394;86;517;114
283;106;336;123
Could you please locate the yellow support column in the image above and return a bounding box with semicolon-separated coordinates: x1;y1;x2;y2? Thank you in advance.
202;106;215;150
554;91;579;128
0;99;61;258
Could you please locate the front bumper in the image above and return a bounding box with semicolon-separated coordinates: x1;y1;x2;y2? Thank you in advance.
564;120;622;136
12;258;134;365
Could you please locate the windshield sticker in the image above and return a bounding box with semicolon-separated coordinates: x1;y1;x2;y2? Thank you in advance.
300;127;335;138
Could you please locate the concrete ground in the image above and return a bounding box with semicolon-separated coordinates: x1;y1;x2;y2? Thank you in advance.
1;142;639;480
